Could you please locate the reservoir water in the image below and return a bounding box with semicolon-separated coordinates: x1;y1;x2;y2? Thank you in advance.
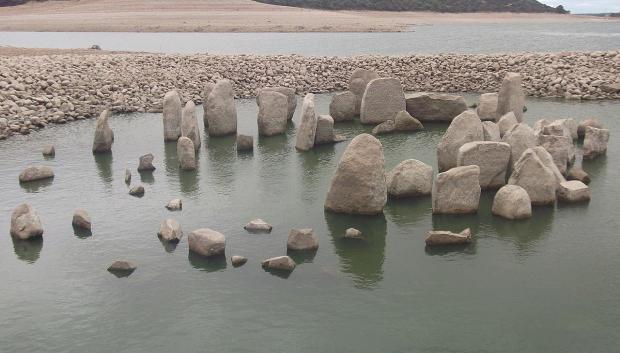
0;93;619;353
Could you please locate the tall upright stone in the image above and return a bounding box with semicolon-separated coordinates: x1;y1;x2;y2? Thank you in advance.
583;126;610;160
349;68;379;115
324;134;387;215
92;110;114;153
257;90;288;136
437;111;483;172
497;72;525;122
295;93;318;151
432;165;481;214
258;87;297;120
329;91;357;122
181;101;201;150
508;148;557;205
202;82;215;128
204;80;237;136
360;78;406;125
476;93;499;121
163;90;182;141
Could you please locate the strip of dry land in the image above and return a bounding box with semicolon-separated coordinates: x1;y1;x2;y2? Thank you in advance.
0;0;615;33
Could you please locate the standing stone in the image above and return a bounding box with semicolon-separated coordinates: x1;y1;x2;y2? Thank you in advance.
42;145;55;157
163;91;182;141
497;72;525;122
557;180;591;203
583;127;610;160
577;118;603;138
287;228;319;251
124;168;131;184
236;134;254;151
72;209;92;230
202;82;215;128
457;141;511;189
502;123;537;169
257;91;288;136
386;159;433;198
508;148;556;205
425;229;472;246
360;78;406;124
177;137;196;170
295;93;318;151
181;101;201;150
437;111;483;172
324;134;387;215
349;68;379;114
92;110;114;153
258;87;297;120
329;91;357;122
158;218;183;243
10;203;44;240
482;121;501;142
476;93;499;121
261;256;296;271
405;93;467;122
538;134;571;175
491;185;532;220
432;165;481;214
497;112;518;137
137;153;155;171
205;80;237;136
314;115;336;144
18;166;54;183
188;228;226;257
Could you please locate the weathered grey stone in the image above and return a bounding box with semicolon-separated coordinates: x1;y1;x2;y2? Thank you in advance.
231;255;248;267
577;118;603;138
329;91;357;122
497;112;518;137
538;134;571;175
583;126;610;160
177;137;196;170
508;148;556;205
533;119;550;137
92;110;114;153
314;115;337;144
344;228;363;239
202;83;215;127
557;180;591;203
19;165;54;183
295;93;318;151
10;203;43;240
425;228;472;246
42;145;55;157
405;92;467;122
386;159;433;198
371;110;422;134
236;134;253;151
432;165;481;214
261;256;296;271
205;80;237;136
567;167;590;184
287;228;319;251
72;209;91;230
491;185;532;220
188;228;226;257
259;87;297;120
124;168;131;184
181;101;201;150
165;199;182;211
158;218;182;243
349;68;379;114
244;219;273;233
137;153;155;171
482;121;501;142
457;141;511;189
531;146;566;188
129;185;145;196
257;90;288;136
324;134;387;215
437;111;483;172
502;123;537;169
557;118;578;140
360;78;406;124
497;72;525;122
476;93;499;121
163;90;182;141
107;260;137;275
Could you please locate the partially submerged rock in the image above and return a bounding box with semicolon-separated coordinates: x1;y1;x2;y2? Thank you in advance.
19;165;54;183
231;255;248;267
538;133;572;175
137;153;155;171
314;115;342;145
432;165;481;214
165;199;182;211
372;110;423;135
295;93;318;151
437;110;483;172
257;90;288;136
163;90;182;141
360;78;406;124
567;167;590;184
129;185;145;197
287;228;319;251
124;168;131;184
583;126;610;160
188;228;226;257
42;145;55;157
476;93;499;121
92;110;114;153
386;159;433;198
405;92;467;122
491;185;532;220
425;228;472;246
259;86;297;120
107;260;137;277
577;118;603;138
177;137;196;170
10;203;44;240
204;80;237;136
244;219;273;233
508;148;556;205
457;141;511;189
72;209;92;230
344;228;363;239
349;68;379;114
181;100;201;150
557;180;591;203
158;218;183;243
329;91;357;122
261;256;296;272
497;72;525;122
502;123;537;169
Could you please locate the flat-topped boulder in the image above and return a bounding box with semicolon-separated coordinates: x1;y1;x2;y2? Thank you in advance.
371;110;423;135
261;256;296;272
72;209;91;230
558;180;591;203
457;141;511;189
315;115;344;145
432;165;481;214
405;92;467;122
257;90;288;136
577;118;603;138
295;93;318;151
181;100;201;150
437;110;483;172
482;121;501;142
188;228;226;257
501;123;537;169
137;153;155;171
163;90;182;141
497;112;518;137
325;134;387;215
491;185;532;220
19;165;54;183
476;93;499;121
425;228;472;246
329;91;357;122
360;78;406;124
287;228;319;251
204;79;237;136
92;110;114;153
497;72;525;122
244;219;273;233
158;218;182;243
386;159;433;198
583;126;609;160
508;148;556;205
258;87;297;120
177;137;196;170
10;203;43;240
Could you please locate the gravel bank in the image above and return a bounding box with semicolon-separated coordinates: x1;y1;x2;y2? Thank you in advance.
1;50;619;139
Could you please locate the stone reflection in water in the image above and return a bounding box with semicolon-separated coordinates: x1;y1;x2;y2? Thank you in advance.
179;168;200;196
93;152;113;186
324;211;387;289
73;224;93;238
206;135;237;191
490;205;555;255
581;154;607;180
19;178;54;193
287;248;317;264
139;170;155;184
12;237;43;264
188;252;227;272
163;141;179;177
297;145;336;201
159;238;178;253
384;196;432;227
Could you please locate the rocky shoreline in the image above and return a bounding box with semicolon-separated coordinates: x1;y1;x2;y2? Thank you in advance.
1;50;619;139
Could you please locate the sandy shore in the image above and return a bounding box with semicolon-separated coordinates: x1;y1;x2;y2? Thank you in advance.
0;0;614;33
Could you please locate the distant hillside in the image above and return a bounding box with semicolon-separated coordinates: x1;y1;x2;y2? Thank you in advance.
0;0;40;6
253;0;569;13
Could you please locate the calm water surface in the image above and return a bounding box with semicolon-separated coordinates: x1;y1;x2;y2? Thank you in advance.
1;22;620;54
0;93;619;353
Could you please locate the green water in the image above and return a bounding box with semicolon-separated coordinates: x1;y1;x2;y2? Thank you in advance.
0;93;618;353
